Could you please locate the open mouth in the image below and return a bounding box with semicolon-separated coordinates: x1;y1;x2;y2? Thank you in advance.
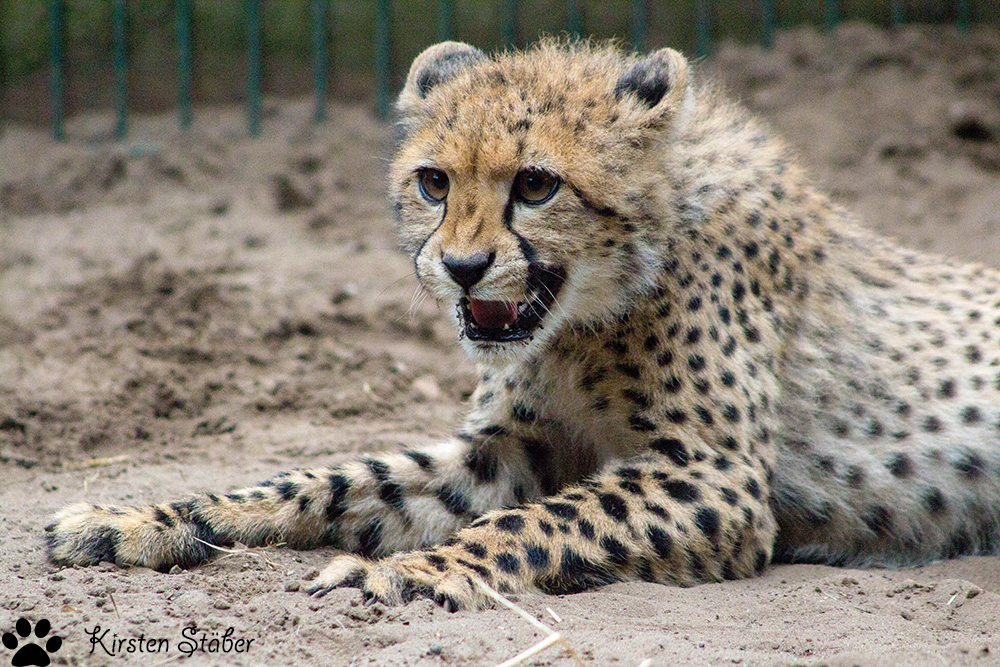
458;266;566;342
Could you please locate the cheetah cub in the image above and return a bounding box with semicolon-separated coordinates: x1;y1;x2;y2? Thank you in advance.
48;41;1000;610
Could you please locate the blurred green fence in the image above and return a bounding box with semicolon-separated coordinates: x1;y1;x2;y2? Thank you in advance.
1;0;998;140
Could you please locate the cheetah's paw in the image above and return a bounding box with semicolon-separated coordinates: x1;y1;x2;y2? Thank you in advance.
305;552;494;611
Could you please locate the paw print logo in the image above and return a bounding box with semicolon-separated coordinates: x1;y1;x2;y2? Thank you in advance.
2;619;62;667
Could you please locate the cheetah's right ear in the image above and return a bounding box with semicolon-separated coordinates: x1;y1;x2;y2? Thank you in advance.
397;42;487;117
614;48;690;125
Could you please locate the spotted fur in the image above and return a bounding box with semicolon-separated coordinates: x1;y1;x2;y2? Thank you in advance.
47;40;1000;610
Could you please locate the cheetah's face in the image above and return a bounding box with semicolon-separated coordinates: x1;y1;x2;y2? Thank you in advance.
390;41;691;365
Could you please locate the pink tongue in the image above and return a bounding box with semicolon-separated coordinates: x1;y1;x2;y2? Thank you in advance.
469;300;518;329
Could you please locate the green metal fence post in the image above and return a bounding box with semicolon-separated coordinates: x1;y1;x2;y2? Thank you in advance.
890;0;904;26
632;0;647;51
760;0;775;50
375;0;391;122
567;0;582;37
312;0;327;123
177;0;192;130
112;0;127;140
501;0;517;49
438;0;453;41
696;0;711;59
247;0;262;137
825;0;840;32
957;0;970;34
49;0;65;141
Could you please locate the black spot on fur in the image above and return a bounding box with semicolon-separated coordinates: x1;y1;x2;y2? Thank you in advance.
378;480;406;512
464;542;488;558
647;525;673;559
551;547;618;594
886;453;913;478
754;549;768;574
663;479;700;503
357;520;383;558
599;493;629;522
404;449;436;472
619;479;644;495
465;447;499;482
601;536;630;566
364;457;391;481
923;488;947;514
845;465;865;488
955;451;986;479
961;406;981;424
457;558;493;581
645;501;670;520
495;553;520;575
650;437;689;466
544;502;578;520
437;484;471;516
923;416;943;433
522;437;559;495
276;480;298;501
713;455;732;471
629;415;657;432
578;518;596;540
663;375;683;393
326;474;350;521
512;403;537;423
863;506;893;536
525;544;550;570
623;388;652;409
152;508;174;528
695;508;720;543
426;553;449;572
496;514;525;534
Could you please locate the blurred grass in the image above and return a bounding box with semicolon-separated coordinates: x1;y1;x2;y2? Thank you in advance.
2;0;999;118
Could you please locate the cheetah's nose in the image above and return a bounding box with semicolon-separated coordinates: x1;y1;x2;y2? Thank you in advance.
442;251;494;290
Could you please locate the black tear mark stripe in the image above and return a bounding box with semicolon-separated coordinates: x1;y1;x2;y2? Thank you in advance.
412;199;448;276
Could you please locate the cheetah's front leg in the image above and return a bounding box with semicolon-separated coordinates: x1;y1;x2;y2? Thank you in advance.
46;391;555;572
308;449;776;610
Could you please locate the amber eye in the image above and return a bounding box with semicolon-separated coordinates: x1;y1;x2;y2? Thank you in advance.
418;168;450;203
513;168;560;205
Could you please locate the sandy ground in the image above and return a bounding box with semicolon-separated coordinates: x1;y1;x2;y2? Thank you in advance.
3;22;1000;667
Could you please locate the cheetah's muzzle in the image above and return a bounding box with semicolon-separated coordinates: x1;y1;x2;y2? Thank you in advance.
459;264;565;342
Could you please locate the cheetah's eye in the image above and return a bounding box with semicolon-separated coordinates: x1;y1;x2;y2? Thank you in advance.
417;168;450;203
513;168;560;205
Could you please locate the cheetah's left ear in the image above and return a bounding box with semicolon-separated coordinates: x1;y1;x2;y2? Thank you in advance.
614;48;690;124
397;42;487;117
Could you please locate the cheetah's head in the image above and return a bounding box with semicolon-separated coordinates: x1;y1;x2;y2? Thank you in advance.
390;40;692;365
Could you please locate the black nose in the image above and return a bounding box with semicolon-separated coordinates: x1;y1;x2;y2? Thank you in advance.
442;251;494;290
